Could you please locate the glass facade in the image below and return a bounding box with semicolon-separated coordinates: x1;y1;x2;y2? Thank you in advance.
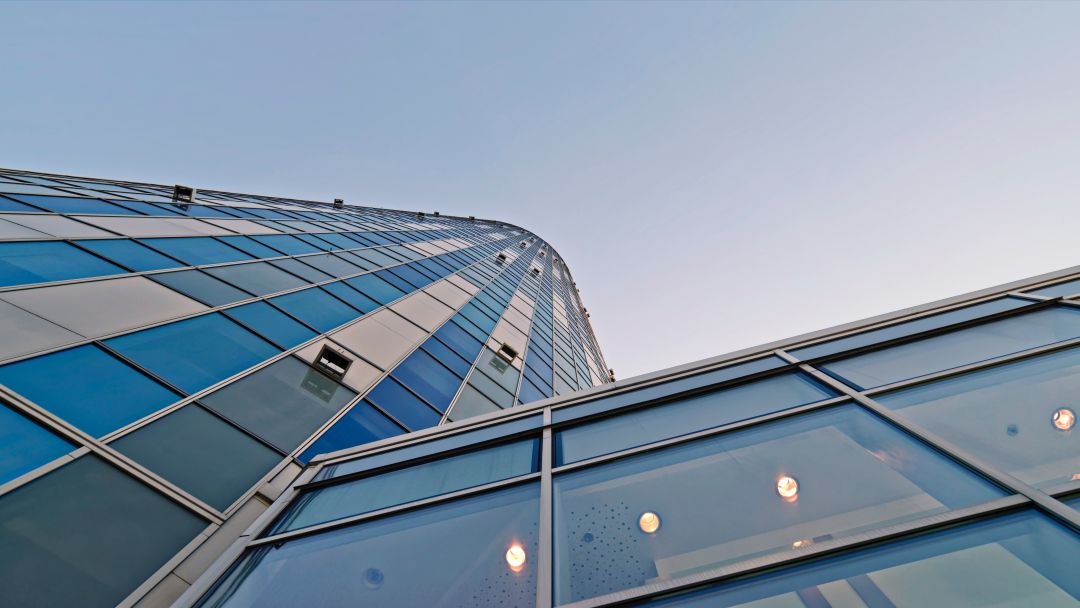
4;167;1080;607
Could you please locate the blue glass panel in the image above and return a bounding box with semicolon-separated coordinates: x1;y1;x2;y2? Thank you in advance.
105;313;279;394
0;194;48;211
0;345;181;437
420;336;472;377
553;404;1006;604
821;307;1080;389
517;376;548;404
223;301;317;349
321;281;379;314
298;401;404;463
313;233;360;250
293;233;334;251
392;349;463;412
366;378;442;430
373;269;415;294
198;484;540;608
270;287;359;333
269;258;332;282
877;345;1080;489
345;273;406;305
1030;278;1080;298
299;253;363;278
75;239;182;271
4;194;141;215
183;205;238;219
251;234;321;255
646;510;1080;607
557;372;836;464
274;438;538;534
388;266;430;289
205;262;307;296
218;235;287;259
434;318;484;361
792;297;1034;361
149;270;252;306
0;241;125;287
140;237;253;266
0;402;74;484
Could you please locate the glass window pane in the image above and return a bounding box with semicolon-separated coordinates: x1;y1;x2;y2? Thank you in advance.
0;401;74;484
366;377;442;430
105;313;280;394
205;262;307;296
218;235;284;259
149;269;252;306
198;484;539;608
270;287;360;333
300;253;363;278
646;510;1080;607
200;357;356;453
557;372;837;464
223;301;317;349
346;273;406;305
269;258;333;282
140;237;253;266
0;455;207;608
791;298;1034;361
0;345;181;437
321;281;380;314
1030;278;1080;298
4;194;141;215
420;336;472;377
446;384;501;422
553;404;1006;604
298;401;404;463
820;307;1080;390
434;318;484;362
0;194;43;212
251;234;322;255
111;404;282;511
273;438;538;534
392;348;463;412
75;238;182;271
876;346;1080;489
0;241;125;287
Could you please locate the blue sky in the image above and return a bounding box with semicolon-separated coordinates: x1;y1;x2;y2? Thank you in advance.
3;2;1080;378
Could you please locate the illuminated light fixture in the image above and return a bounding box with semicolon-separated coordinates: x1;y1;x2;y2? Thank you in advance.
777;475;799;502
505;544;526;572
1072;473;1080;481
638;511;661;534
1052;407;1076;431
792;539;812;549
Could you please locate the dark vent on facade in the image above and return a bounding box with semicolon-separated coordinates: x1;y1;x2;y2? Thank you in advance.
496;253;507;263
314;345;352;381
333;198;344;209
496;343;519;363
171;184;194;208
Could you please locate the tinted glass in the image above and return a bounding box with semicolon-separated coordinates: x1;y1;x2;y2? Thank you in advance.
270;287;359;333
553;404;1006;604
876;346;1080;489
75;238;182;271
821;307;1080;389
392;348;463;412
0;345;181;437
366;378;442;430
346;273;406;305
269;258;333;282
223;301;317;349
140;236;253;266
273;438;538;534
149;269;252;306
111;404;282;511
251;234;321;255
1030;278;1080;298
557;372;836;464
297;401;404;463
321;281;380;313
205;261;307;296
0;194;44;212
105;313;279;394
0;455;207;608
218;235;285;259
0;241;124;287
647;510;1080;607
200;357;356;453
5;194;140;215
0;402;74;484
199;484;540;608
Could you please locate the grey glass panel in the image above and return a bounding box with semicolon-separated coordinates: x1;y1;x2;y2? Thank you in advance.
269;258;333;282
0;299;81;361
199;484;539;608
647;510;1080;607
1031;278;1080;299
204;261;307;296
820;307;1080;389
446;385;502;421
876;346;1080;489
553;404;1006;604
0;401;74;485
150;269;252;306
0;455;207;608
200;357;356;453
111;404;282;511
558;372;837;465
271;438;539;534
791;297;1034;361
299;253;363;277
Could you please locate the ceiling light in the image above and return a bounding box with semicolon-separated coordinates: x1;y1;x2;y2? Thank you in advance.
777;475;799;502
638;511;661;534
505;544;526;572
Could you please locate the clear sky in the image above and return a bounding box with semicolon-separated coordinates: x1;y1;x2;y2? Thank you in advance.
3;2;1080;379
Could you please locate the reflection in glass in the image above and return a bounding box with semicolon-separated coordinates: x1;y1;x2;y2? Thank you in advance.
553;405;1005;604
877;346;1080;489
199;484;539;608
647;510;1080;607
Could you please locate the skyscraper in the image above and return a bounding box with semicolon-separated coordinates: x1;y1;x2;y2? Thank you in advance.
0;168;609;607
